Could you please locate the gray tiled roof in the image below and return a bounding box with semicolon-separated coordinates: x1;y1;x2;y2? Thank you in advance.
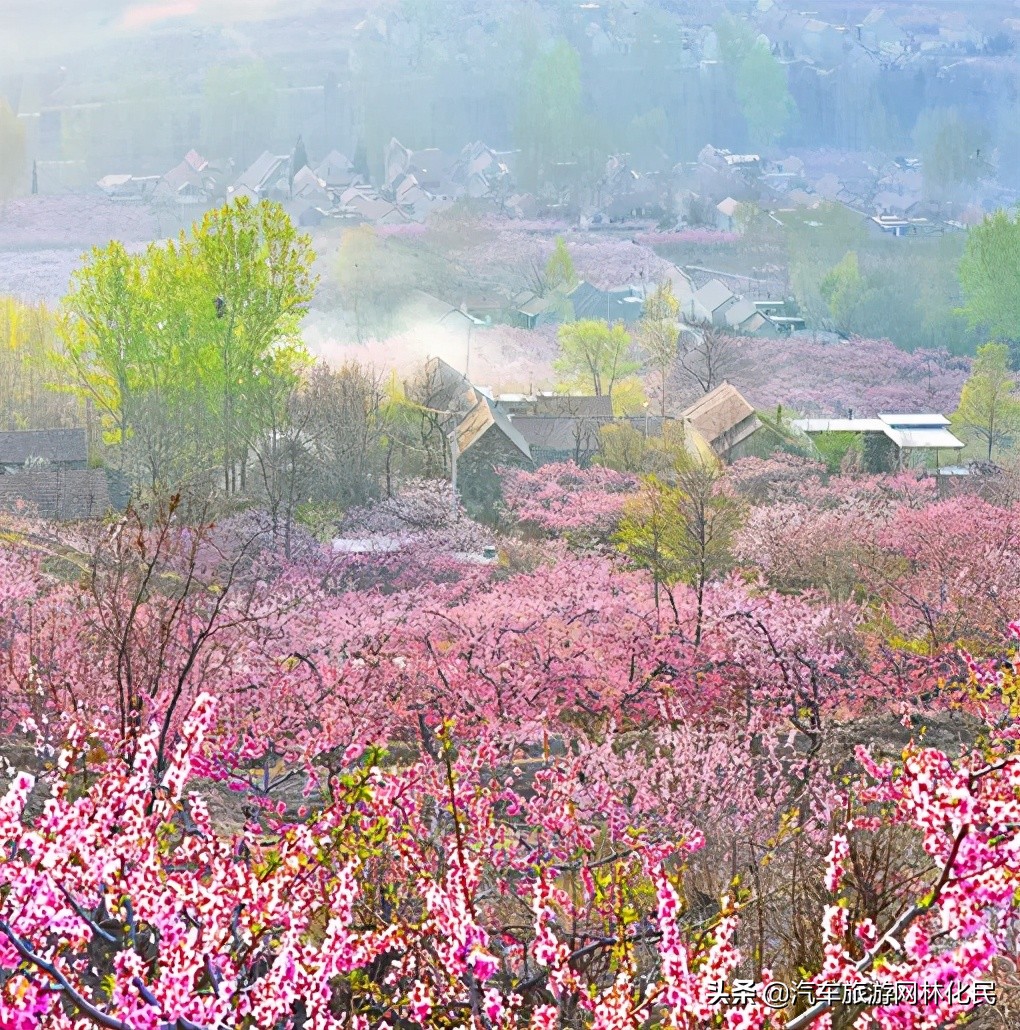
509;416;604;454
566;281;645;323
532;395;613;419
0;428;88;465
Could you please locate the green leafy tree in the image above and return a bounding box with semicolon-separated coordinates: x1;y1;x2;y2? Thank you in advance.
597;422;649;473
611;377;649;417
736;42;794;148
715;15;756;65
639;281;680;417
554;319;639;398
58;242;158;446
616;462;744;634
0;298;80;430
544;236;577;293
811;430;861;474
0;98;26;207
914;108;990;201
178;197;317;492
58;199;316;493
786;203;868;325
716;17;793;148
953;342;1020;461
515;40;595;191
958;210;1020;353
819;251;869;336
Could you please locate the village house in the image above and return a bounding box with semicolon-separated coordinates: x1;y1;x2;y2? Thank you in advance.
0;428;121;520
513;292;557;330
565;281;646;324
285;165;332;225
290;165;331;206
227;151;292;203
384;139;458;196
497;394;615;467
315;150;362;190
678;383;765;462
420;358;533;516
96;174;160;202
681;279;780;335
337;185;408;225
154;149;228;209
594;156;667;222
449;141;515;201
687;278;735;326
715;196;741;231
384;171;444;222
792;413;965;471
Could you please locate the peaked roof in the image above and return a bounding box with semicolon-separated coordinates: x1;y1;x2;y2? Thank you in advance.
161;149;213;194
694;278;735;314
679;382;757;449
423;355;478;415
232;151;290;195
457;396;532;461
723;297;759;330
423;358;531;462
291;165;330;200
566;280;645;322
316;150;360;188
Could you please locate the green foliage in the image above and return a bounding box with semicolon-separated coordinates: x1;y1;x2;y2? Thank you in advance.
611;377;649;417
0;298;81;430
57;241;154;442
544;237;577;293
716;17;793;148
819;252;867;336
736;42;794;148
784;207;978;352
914;108;991;200
554;320;639;398
715;15;757;65
811;431;861;474
597;422;649;473
639;281;680;418
786;204;868;325
515;40;602;191
953;342;1020;461
58;198;317;491
0;98;25;205
958;210;1020;349
615;462;744;629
